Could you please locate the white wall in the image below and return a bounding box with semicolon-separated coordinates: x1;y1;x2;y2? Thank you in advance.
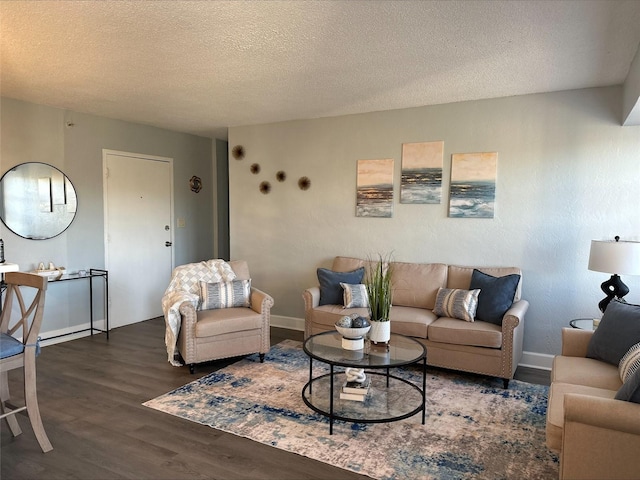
229;86;640;358
0;97;215;339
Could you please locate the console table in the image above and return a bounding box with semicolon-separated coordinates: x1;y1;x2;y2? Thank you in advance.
41;268;109;341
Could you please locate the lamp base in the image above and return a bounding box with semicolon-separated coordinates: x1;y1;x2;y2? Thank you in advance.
598;274;629;312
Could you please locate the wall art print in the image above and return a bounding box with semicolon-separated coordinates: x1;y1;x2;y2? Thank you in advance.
449;152;497;218
400;141;443;204
356;159;394;218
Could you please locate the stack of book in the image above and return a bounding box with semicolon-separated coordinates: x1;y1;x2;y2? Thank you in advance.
339;377;371;401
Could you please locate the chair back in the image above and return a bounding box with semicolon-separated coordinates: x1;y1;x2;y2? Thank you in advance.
0;272;48;348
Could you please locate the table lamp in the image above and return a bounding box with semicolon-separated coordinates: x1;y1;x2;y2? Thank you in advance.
588;236;640;312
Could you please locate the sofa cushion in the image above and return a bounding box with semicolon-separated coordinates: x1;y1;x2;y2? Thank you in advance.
546;382;617;451
615;368;640;403
340;282;369;308
317;267;365;306
195;308;263;337
390;261;447;309
619;341;640;383
388;305;436;339
551;355;622;390
309;304;369;328
433;288;480;322
200;280;251;310
469;269;521;325
587;300;640;366
428;317;502;348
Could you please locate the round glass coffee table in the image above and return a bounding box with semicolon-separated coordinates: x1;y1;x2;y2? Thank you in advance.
302;331;426;434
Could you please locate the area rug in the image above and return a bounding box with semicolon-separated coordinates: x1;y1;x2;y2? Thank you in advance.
144;340;558;479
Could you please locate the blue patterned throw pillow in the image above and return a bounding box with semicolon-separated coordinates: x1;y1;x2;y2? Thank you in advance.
433;288;480;322
200;280;251;310
340;283;369;308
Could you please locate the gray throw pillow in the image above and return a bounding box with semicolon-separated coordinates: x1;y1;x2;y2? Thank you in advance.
469;269;521;325
615;368;640;403
586;300;640;366
317;267;365;306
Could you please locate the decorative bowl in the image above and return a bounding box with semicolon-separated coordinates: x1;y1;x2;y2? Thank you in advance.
335;324;371;339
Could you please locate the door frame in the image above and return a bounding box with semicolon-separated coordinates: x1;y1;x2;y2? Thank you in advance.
102;149;175;318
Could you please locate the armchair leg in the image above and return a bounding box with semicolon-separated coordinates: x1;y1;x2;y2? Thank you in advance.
259;353;265;363
503;378;510;389
189;364;195;374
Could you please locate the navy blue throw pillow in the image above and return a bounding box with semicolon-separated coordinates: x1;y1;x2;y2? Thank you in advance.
469;269;521;325
317;267;365;306
587;300;640;366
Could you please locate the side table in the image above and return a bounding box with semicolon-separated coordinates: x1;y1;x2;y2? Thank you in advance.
569;318;597;331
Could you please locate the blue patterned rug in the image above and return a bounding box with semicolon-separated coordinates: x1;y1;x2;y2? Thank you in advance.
144;340;558;479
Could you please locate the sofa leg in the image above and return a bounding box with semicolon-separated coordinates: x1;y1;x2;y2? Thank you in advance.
189;364;195;374
503;378;509;389
259;353;265;363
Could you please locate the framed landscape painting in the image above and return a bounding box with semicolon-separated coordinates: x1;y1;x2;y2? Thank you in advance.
400;141;443;204
356;159;394;217
449;152;497;218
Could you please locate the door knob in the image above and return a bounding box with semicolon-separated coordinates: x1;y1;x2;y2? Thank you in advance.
165;241;172;247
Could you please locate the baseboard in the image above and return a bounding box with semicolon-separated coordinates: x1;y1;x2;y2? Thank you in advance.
520;351;554;371
271;315;305;331
271;315;554;372
40;319;107;347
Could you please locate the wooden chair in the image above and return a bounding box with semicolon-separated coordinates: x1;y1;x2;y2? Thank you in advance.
0;272;52;452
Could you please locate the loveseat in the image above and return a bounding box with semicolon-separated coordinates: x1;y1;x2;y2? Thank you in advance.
303;256;528;387
546;310;640;479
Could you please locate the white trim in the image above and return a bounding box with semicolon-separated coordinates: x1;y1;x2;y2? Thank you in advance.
40;319;106;347
271;315;305;331
520;351;554;371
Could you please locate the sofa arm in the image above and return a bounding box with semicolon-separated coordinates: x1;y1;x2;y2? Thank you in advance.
250;287;274;315
303;286;320;311
561;327;593;357
178;301;198;364
561;394;640;479
502;299;528;331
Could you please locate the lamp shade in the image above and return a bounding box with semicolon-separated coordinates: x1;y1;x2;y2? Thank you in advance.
588;240;640;275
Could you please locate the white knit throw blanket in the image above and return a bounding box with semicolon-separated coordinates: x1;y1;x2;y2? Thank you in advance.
162;259;236;366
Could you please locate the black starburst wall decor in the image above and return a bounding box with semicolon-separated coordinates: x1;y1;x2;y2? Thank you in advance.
259;181;271;194
250;163;261;174
276;171;287;182
232;145;245;160
298;176;311;191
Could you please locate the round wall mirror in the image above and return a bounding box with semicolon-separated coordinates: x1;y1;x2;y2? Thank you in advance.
0;162;78;240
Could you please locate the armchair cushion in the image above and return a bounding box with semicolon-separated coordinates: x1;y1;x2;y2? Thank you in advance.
0;333;24;359
619;342;640;382
469;269;521;325
317;267;364;306
200;279;251;310
587;300;640;366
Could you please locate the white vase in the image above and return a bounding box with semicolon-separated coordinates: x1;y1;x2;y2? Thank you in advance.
369;320;390;344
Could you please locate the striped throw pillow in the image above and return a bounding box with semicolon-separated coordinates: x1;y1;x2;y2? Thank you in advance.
340;283;369;309
433;288;480;322
619;342;640;383
200;280;251;310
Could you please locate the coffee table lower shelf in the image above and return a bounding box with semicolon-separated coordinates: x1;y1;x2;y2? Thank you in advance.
302;370;425;434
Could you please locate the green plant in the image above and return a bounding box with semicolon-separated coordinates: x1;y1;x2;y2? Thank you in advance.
365;254;393;322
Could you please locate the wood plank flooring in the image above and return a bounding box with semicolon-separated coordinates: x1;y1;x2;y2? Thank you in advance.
1;318;549;479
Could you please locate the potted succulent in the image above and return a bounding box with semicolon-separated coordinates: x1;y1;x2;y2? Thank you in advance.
365;254;393;344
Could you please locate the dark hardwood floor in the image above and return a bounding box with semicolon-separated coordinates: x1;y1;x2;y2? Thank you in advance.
1;318;549;479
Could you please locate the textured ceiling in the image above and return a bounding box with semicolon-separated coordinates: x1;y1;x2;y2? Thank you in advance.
2;1;640;140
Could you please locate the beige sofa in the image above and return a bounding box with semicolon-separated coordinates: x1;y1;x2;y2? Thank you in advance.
546;327;640;479
303;256;528;387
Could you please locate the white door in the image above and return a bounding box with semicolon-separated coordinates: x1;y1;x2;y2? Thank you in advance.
103;150;173;328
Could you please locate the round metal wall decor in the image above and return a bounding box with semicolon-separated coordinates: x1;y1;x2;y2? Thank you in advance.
276;171;286;182
232;145;245;160
298;176;311;190
190;175;202;193
250;163;261;174
259;181;271;194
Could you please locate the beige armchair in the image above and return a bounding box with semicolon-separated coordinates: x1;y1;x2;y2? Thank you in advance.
174;260;274;373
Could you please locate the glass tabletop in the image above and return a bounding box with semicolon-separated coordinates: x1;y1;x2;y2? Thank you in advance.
303;331;426;368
